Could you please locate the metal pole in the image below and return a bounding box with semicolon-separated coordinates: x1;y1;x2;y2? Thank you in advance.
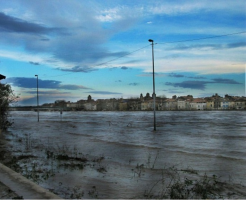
35;75;39;122
149;39;156;131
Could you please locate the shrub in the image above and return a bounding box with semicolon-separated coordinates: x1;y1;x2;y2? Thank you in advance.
0;83;18;130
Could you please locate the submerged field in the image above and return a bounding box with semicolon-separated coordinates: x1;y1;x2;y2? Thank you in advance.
0;111;246;198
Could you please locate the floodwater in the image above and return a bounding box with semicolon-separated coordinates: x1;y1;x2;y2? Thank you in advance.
5;111;246;198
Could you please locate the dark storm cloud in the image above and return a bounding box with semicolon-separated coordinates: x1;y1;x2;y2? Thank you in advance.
5;77;89;90
0;12;63;34
86;91;122;95
58;66;97;73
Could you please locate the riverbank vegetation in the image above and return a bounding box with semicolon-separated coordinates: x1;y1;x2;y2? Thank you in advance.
0;83;18;130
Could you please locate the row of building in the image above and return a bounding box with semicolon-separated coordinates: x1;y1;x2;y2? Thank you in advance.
1;74;245;112
41;93;246;111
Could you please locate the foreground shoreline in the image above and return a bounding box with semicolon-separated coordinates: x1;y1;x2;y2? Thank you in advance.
0;162;61;199
0;130;61;199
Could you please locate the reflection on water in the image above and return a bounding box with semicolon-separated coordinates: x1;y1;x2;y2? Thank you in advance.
6;111;246;198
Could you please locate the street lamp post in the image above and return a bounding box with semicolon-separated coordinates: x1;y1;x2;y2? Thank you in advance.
35;75;39;122
148;39;156;131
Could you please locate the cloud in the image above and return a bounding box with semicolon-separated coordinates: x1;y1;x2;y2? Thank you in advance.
17;89;82;106
165;78;241;90
165;81;209;90
138;73;166;77
123;59;142;64
212;78;241;84
29;61;40;65
52;40;124;63
95;7;123;22
226;42;246;49
86;91;122;95
58;66;97;73
121;66;129;70
129;83;139;86
40;38;50;41
0;8;131;67
162;89;184;94
0;12;63;34
149;1;245;16
58;84;89;90
172;42;246;51
168;73;185;78
187;76;206;79
5;77;90;90
0;0;245;104
17;95;78;106
166;73;206;79
26;90;71;95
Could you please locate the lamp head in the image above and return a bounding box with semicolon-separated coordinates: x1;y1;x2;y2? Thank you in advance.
148;39;153;43
35;75;38;77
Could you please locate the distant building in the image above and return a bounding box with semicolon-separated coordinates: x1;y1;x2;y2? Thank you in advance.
212;93;222;110
190;98;206;110
165;99;177;110
51;92;246;111
221;99;230;110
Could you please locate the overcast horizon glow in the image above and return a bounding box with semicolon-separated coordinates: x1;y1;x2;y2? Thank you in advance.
0;0;246;106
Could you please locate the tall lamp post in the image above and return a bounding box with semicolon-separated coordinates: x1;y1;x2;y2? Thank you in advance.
148;39;156;131
35;75;39;122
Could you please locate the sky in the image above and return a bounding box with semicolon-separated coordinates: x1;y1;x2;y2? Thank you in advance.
0;0;246;106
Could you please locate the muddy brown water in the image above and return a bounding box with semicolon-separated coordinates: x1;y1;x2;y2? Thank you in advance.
1;111;246;198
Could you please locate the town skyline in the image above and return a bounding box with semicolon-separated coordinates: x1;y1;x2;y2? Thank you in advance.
11;92;246;112
0;0;246;106
13;92;246;108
